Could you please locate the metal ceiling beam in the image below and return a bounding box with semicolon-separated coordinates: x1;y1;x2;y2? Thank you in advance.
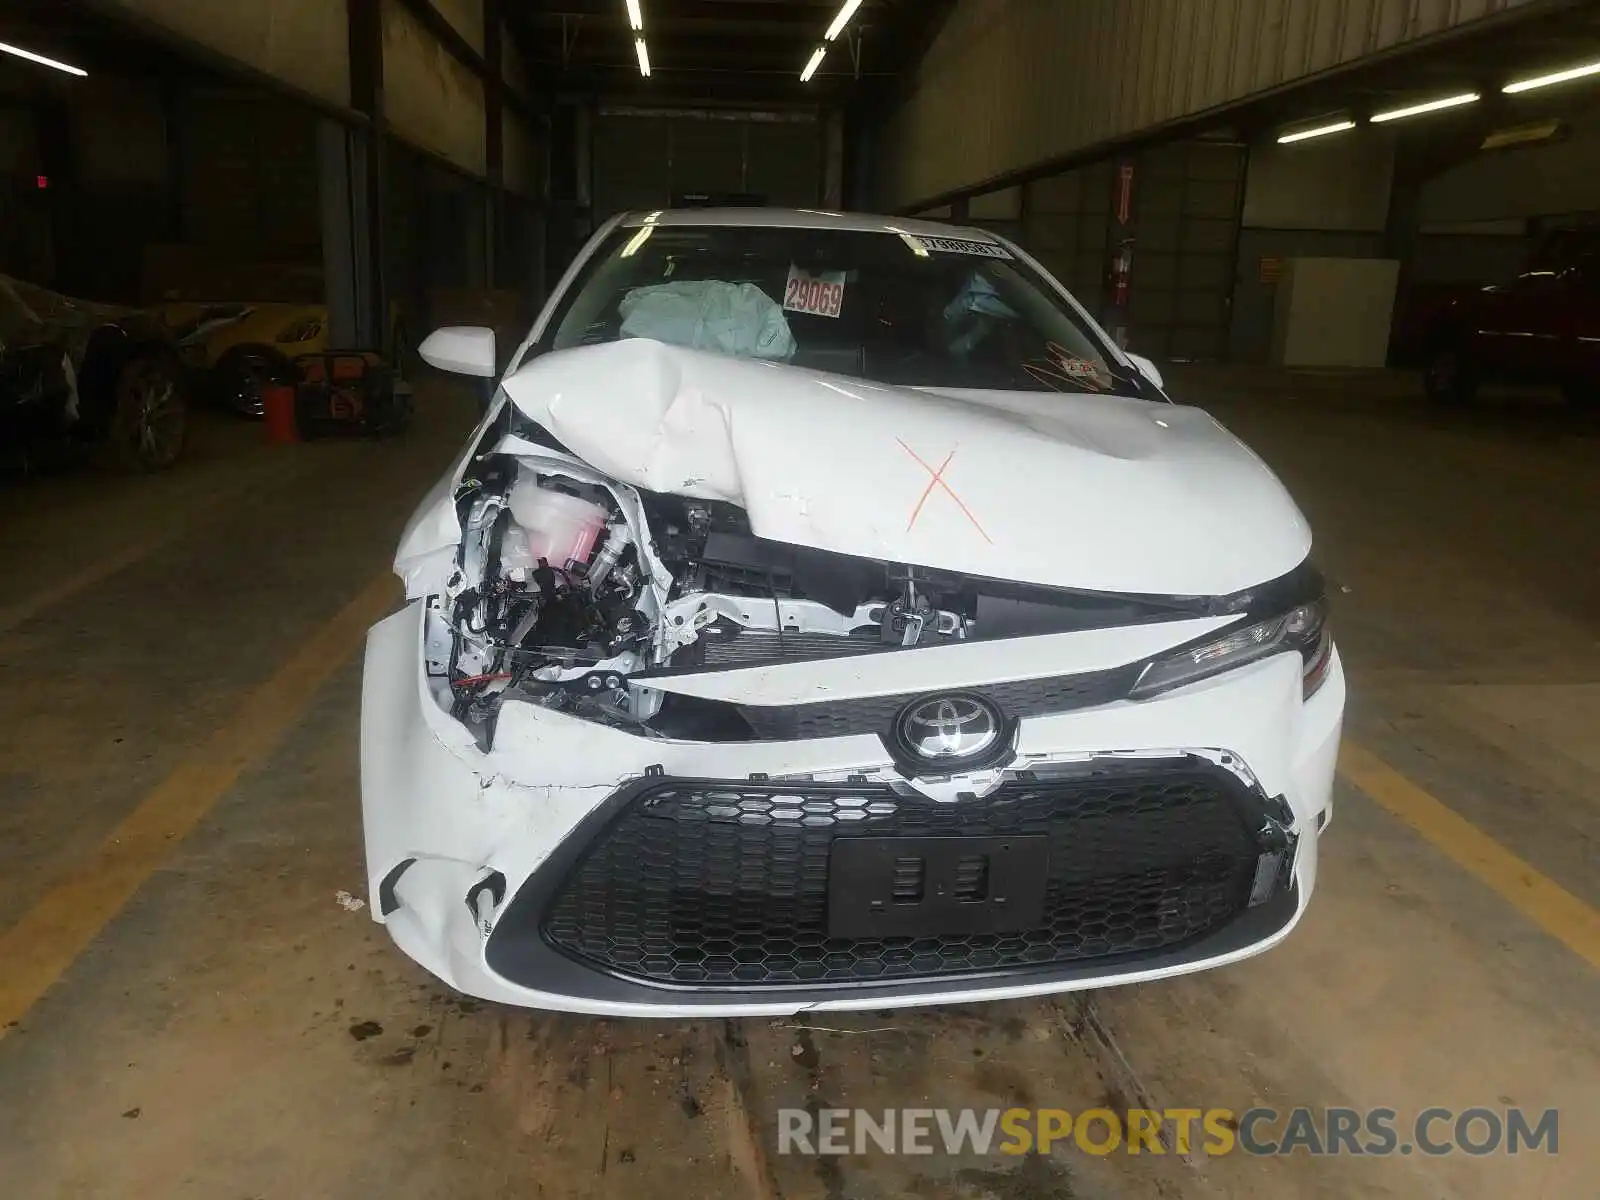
513;0;848;25
561;73;845;105
504;0;944;99
522;34;833;63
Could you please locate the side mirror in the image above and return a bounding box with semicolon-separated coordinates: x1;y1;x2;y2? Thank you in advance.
1125;352;1164;390
419;326;497;377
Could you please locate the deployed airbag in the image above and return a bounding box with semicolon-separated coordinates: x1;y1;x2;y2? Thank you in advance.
619;281;795;361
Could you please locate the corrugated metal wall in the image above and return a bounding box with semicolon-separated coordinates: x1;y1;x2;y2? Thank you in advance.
104;0;350;112
382;0;487;177
1017;140;1245;361
879;0;1536;208
181;90;321;262
591;112;821;220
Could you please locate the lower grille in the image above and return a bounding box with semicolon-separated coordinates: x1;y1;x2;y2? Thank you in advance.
538;759;1280;987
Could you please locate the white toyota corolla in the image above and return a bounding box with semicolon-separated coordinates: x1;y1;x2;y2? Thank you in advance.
361;208;1344;1017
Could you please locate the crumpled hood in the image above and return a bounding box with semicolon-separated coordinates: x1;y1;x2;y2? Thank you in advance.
498;340;1311;596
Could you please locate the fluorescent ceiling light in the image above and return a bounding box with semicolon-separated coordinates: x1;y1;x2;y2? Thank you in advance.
0;40;87;77
1503;59;1600;94
1370;92;1479;123
800;46;826;82
625;0;643;32
1277;119;1355;144
634;37;650;77
824;0;863;42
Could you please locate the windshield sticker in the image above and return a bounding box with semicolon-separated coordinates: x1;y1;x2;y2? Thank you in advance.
907;235;1013;260
1023;341;1113;392
783;266;847;318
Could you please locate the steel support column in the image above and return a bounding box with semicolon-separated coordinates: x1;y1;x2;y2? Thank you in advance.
485;0;505;288
346;0;387;350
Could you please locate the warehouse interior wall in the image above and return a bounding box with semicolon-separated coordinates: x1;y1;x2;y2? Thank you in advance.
382;0;487;178
1007;139;1243;363
0;75;165;299
0;88;52;284
1016;165;1113;306
431;0;486;54
503;32;532;103
102;0;350;113
1230;133;1395;362
1242;136;1395;232
1416;101;1600;225
588;110;821;222
0;63;328;305
964;186;1023;242
502;111;542;200
874;0;1538;211
63;76;170;302
0;0;556;355
104;0;495;187
178;89;321;267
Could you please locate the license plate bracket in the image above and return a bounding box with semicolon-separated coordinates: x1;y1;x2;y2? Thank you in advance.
827;835;1050;939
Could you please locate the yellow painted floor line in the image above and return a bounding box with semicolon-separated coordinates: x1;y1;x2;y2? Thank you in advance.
1340;740;1600;970
0;573;398;1035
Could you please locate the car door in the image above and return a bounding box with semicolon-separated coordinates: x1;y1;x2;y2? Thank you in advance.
1469;270;1564;380
1556;253;1600;383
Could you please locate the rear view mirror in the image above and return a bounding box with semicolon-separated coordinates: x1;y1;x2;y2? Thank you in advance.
1126;352;1165;390
419;326;497;377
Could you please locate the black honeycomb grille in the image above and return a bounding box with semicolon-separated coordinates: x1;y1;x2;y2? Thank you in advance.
540;761;1265;987
736;664;1140;740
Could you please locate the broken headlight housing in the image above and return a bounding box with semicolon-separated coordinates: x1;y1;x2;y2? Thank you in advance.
1130;598;1331;700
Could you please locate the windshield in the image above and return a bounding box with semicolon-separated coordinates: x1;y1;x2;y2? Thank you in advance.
539;223;1149;396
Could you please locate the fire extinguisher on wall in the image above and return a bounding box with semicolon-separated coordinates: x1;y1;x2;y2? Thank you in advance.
1111;238;1134;308
1106;238;1135;350
1104;159;1137;351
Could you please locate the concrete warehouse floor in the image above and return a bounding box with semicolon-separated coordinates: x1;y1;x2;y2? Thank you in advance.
0;371;1595;1199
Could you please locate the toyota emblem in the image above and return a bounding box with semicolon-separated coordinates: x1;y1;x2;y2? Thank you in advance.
894;693;1004;763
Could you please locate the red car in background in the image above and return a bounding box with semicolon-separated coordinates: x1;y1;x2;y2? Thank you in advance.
1421;227;1600;406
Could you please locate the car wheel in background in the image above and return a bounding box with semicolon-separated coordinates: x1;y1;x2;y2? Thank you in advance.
1423;343;1478;405
111;352;187;471
213;345;295;418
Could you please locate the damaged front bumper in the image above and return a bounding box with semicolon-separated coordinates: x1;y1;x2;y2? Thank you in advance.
361;600;1344;1018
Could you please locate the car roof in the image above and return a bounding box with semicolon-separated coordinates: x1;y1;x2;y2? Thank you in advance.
615;207;1002;243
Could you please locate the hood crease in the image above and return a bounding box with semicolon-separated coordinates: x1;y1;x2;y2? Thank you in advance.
494;339;1310;596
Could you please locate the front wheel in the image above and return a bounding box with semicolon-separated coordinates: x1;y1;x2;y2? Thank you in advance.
1423;344;1478;405
111;352;187;471
212;345;294;418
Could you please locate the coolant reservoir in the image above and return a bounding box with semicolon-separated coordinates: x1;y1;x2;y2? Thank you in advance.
508;478;609;570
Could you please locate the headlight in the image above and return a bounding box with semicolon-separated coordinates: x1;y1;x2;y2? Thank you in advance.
276;317;323;344
1131;598;1331;700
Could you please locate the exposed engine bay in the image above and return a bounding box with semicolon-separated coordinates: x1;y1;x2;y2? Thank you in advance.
426;450;1230;749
